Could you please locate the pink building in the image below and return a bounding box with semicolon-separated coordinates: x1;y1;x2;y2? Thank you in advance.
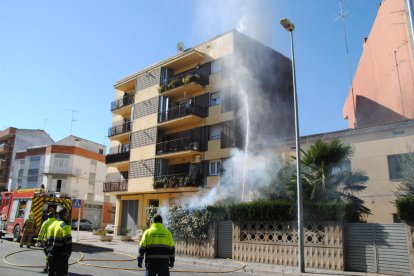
343;0;414;128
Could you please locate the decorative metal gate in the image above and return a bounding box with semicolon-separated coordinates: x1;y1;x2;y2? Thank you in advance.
217;221;232;258
344;223;411;275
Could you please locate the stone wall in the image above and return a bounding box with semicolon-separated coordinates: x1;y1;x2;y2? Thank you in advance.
232;221;343;271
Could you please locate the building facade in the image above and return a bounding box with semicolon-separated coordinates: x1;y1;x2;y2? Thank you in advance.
0;127;54;192
105;31;294;234
12;135;113;227
271;120;414;223
343;0;414;128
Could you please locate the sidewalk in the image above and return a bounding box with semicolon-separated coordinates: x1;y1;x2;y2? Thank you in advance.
72;230;379;276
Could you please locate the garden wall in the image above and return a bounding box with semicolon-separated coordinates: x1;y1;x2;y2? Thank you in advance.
232;221;343;270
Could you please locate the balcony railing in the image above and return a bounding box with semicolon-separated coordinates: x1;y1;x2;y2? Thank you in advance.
108;121;132;137
156;137;199;155
158;104;206;123
105;150;130;164
103;180;128;192
153;173;200;189
111;93;135;111
159;69;206;93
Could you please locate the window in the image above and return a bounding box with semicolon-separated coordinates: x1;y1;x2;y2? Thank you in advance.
149;199;159;207
209;160;222;176
210;124;222;140
387;153;412;180
29;156;41;169
89;173;96;185
54;154;69;168
210;92;221;106
211;60;221;74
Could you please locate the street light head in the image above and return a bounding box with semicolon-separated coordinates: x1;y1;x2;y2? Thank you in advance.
280;18;295;32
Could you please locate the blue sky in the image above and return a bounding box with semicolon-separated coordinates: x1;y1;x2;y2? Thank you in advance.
0;0;381;147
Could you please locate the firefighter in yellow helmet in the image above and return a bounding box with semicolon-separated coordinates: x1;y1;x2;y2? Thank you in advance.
46;206;72;276
36;212;56;273
137;214;175;275
20;212;36;248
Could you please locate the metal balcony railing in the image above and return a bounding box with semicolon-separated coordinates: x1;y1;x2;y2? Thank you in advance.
103;180;128;192
159;69;206;93
108;121;132;137
110;93;135;111
156;137;199;155
105;150;130;164
158;104;206;123
153;173;200;189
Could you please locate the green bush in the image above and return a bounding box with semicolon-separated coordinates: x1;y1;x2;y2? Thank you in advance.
229;200;293;221
228;200;347;222
396;196;414;224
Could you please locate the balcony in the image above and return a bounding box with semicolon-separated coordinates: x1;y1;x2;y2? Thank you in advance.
159;69;207;98
153;173;200;189
103;180;128;192
105;150;130;165
43;166;80;176
0;143;11;153
158;104;205;130
108;121;132;138
156;137;200;159
110;93;135;115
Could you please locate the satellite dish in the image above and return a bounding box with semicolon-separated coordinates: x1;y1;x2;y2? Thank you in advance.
177;42;185;52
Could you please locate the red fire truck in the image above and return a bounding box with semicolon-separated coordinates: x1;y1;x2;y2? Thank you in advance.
0;188;72;241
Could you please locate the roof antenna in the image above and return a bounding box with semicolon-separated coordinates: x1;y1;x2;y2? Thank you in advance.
336;0;357;127
65;109;79;135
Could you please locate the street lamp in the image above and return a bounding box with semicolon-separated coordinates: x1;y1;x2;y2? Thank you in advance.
280;17;305;273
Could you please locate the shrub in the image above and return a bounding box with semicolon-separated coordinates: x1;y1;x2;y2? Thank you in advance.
229;200;348;222
396;196;414;224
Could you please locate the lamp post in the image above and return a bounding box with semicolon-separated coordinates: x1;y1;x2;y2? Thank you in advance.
280;17;305;273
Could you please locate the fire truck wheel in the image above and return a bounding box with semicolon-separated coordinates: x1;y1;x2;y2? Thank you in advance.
13;225;21;242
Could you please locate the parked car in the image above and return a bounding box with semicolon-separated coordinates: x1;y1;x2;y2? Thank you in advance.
104;224;115;233
71;219;94;230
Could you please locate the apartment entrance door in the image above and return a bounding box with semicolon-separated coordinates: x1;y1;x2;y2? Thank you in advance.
121;200;138;236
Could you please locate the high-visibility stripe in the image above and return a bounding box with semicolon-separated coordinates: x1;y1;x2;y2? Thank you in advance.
32;196;43;230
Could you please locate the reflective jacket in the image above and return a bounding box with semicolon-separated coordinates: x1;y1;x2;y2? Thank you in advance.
138;223;175;264
38;217;56;241
23;217;36;232
47;219;72;257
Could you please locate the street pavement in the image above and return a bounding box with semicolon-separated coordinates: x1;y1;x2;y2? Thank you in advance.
72;230;382;276
0;231;385;275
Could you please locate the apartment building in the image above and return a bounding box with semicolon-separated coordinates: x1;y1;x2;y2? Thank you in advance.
343;0;414;128
105;30;294;234
0;127;54;191
12;135;112;227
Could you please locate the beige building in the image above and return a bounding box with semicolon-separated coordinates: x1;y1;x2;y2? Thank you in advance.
276;119;414;223
105;31;294;234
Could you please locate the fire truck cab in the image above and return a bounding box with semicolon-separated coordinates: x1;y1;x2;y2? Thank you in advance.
0;188;72;242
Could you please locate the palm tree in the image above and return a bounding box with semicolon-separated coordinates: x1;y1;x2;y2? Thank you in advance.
288;138;371;221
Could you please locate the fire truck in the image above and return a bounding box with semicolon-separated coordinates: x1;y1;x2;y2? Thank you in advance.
0;188;72;241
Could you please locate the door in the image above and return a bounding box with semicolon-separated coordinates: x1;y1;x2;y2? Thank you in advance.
121;200;138;236
217;221;233;258
344;223;411;275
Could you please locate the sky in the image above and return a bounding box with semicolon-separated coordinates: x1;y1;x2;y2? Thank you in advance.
0;0;382;148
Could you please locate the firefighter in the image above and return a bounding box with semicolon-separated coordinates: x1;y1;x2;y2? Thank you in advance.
20;212;36;248
137;215;175;276
46;206;72;276
36;212;56;273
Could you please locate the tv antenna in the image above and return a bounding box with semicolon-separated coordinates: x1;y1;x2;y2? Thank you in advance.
65;109;79;135
336;0;357;127
177;42;185;52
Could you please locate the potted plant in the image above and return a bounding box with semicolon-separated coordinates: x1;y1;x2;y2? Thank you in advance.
98;229;113;242
120;228;132;241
